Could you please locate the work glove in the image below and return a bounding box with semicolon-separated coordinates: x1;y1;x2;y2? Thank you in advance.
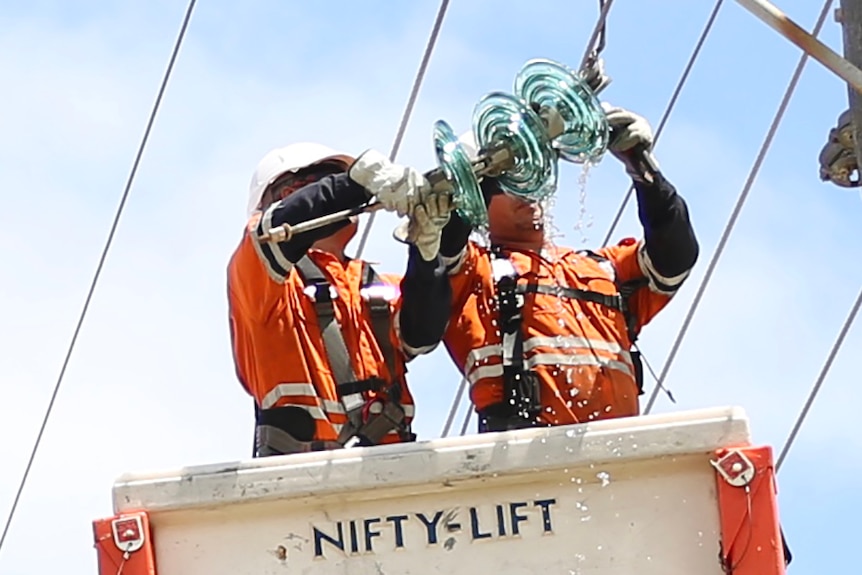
602;103;661;183
406;191;452;261
348;149;429;217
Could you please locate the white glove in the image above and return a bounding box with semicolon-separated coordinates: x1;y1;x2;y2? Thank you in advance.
348;149;429;217
601;102;654;154
407;191;451;261
601;103;660;182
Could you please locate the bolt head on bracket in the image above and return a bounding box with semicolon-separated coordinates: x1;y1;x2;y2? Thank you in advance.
711;449;756;487
111;514;145;554
820;109;861;187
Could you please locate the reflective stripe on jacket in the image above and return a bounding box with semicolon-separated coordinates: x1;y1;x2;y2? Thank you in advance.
444;239;681;425
228;214;415;444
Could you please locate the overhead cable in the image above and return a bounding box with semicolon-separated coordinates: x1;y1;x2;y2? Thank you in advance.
643;0;835;414
0;0;199;556
355;0;452;258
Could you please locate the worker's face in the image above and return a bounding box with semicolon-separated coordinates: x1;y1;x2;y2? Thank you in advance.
487;191;544;242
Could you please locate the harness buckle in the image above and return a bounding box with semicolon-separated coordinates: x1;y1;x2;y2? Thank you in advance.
362;399;385;423
342;400;409;448
503;369;542;421
302;282;338;302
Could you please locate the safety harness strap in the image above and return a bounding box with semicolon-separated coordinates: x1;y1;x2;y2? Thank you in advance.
579;250;648;394
516;283;625;311
491;246;541;423
355;263;410;442
361;264;403;405
272;256;410;451
336;377;385;398
483;246;647;431
577;250;648;348
294;256;358;392
255;424;341;457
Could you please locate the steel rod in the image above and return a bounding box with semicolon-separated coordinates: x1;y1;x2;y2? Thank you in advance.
735;0;862;93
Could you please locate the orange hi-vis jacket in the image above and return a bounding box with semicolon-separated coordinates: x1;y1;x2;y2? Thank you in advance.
443;238;684;425
228;212;415;445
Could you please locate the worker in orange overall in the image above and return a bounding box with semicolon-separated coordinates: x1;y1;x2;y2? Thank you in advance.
435;104;700;432
228;144;451;456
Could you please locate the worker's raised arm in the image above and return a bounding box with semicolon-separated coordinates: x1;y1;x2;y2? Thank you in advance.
252;172;370;280
250;148;431;282
397;192;454;358
438;209;473;276
603;104;699;295
632;171;698;295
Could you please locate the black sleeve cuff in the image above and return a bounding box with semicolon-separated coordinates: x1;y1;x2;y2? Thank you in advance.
261;173;372;262
634;171;699;278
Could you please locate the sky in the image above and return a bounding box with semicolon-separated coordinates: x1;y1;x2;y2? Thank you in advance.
0;0;860;573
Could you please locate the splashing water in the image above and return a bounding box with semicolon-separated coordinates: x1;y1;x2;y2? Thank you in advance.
596;471;611;487
539;193;564;253
471;226;492;249
572;160;595;245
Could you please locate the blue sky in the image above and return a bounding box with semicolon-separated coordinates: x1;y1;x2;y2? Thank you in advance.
0;1;860;573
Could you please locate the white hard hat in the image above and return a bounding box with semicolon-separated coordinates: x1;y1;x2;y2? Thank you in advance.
246;142;353;216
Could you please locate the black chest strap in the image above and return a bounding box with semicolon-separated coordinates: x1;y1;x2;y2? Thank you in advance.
491;247;541;423
516;282;624;311
578;250;649;394
485;246;647;430
576;250;648;348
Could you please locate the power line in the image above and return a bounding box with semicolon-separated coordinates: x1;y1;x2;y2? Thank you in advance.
459;401;474;436
355;0;451;259
0;0;198;556
601;0;725;247
776;285;861;472
580;0;615;70
597;0;725;397
440;375;468;437
643;0;834;414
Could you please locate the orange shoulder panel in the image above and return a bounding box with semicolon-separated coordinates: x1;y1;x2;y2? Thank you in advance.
597;240;671;332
